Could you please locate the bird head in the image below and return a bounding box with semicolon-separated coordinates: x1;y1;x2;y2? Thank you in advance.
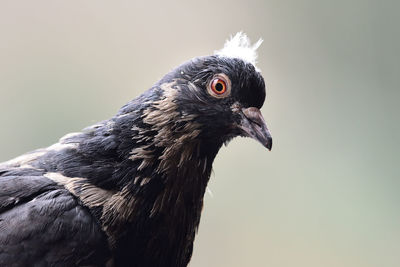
160;33;271;148
171;53;272;151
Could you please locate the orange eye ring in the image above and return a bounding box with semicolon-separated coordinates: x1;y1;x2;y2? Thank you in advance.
207;73;231;98
211;79;227;95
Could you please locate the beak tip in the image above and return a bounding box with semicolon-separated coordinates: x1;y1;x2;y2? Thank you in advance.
266;139;272;151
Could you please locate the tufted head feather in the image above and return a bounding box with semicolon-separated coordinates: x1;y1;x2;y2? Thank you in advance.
214;32;263;71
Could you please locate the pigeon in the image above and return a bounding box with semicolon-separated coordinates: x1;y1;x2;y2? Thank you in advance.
0;32;272;267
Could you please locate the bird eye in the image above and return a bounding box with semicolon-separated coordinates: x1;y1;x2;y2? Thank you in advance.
207;74;231;98
211;79;226;95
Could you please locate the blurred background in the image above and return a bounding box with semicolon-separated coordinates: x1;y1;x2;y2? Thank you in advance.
0;1;399;266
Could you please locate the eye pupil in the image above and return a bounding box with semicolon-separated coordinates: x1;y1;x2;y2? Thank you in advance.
215;82;224;92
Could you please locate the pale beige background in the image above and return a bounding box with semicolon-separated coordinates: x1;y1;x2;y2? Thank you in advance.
0;1;399;266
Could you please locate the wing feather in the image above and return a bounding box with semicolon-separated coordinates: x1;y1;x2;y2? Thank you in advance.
0;167;111;266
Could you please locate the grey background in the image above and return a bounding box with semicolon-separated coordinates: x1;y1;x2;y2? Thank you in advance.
0;1;399;266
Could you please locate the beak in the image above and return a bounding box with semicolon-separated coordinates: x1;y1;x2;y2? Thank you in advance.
239;107;273;150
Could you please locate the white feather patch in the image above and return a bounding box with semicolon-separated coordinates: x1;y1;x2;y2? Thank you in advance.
215;32;263;71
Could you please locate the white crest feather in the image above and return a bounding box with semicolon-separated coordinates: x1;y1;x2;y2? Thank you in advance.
215;32;263;71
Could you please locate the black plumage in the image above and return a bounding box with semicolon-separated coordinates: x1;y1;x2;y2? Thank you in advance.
0;33;272;267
